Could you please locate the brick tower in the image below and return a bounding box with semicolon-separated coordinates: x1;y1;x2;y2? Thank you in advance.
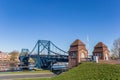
93;42;110;60
68;39;88;68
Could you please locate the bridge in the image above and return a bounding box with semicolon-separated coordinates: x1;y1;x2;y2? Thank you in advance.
19;40;68;70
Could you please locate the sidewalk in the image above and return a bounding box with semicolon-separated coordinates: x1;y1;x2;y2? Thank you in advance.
0;72;55;80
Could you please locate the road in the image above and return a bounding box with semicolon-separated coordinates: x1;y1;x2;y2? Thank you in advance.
0;73;55;80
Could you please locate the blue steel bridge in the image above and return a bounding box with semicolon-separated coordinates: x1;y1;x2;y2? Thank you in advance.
19;40;68;69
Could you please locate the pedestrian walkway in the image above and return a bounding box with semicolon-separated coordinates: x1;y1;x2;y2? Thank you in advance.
0;72;55;80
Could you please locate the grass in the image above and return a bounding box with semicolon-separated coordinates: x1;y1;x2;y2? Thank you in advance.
20;62;120;80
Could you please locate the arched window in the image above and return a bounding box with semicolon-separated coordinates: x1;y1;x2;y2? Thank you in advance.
105;53;108;60
81;53;85;58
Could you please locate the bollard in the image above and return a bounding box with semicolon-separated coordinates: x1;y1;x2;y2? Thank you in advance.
93;56;98;63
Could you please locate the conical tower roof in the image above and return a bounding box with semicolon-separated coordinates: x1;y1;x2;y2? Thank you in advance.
70;39;85;47
95;42;107;48
93;42;109;53
69;39;87;51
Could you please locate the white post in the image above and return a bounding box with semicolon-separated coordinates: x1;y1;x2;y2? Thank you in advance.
93;56;98;63
96;56;98;63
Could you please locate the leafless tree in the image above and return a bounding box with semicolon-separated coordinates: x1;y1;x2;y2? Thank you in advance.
9;51;19;62
111;37;120;59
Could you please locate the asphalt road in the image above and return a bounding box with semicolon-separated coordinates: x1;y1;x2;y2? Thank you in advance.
0;73;55;80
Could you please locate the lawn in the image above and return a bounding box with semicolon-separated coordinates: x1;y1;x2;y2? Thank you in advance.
20;62;120;80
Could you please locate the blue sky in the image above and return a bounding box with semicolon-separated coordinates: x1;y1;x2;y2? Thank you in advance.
0;0;120;54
